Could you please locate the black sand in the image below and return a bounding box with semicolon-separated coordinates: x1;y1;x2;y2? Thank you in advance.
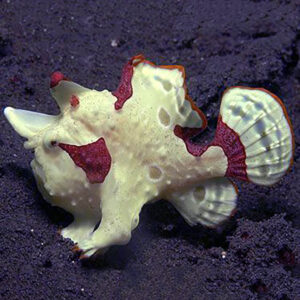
0;1;299;299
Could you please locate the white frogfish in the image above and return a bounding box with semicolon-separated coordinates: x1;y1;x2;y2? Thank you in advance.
4;55;294;258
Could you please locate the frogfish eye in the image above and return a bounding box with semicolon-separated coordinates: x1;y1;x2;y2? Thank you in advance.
43;139;58;150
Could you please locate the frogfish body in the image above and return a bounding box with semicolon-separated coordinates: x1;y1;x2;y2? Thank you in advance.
4;55;294;258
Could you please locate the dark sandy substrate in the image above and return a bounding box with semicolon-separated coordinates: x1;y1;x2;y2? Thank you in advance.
0;1;299;299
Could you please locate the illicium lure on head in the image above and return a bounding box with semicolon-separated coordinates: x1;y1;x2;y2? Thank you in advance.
4;54;294;259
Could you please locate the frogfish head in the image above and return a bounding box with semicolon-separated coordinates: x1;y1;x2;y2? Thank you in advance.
4;72;112;214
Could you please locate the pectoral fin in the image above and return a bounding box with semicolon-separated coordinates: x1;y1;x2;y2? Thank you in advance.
168;178;238;227
75;164;150;258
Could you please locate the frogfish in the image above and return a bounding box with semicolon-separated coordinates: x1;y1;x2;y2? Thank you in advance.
4;54;294;258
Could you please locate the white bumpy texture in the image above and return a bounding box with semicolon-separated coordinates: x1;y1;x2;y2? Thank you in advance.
220;87;294;186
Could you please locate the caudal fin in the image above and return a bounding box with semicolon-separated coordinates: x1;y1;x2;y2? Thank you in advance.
215;87;294;186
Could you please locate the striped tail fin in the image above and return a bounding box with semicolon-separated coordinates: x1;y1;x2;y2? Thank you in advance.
168;86;294;228
216;87;294;186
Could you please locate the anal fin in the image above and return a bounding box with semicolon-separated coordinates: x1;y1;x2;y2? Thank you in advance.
168;178;237;227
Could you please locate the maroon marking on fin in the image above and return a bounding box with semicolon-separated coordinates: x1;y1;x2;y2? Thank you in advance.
174;125;208;156
70;95;80;107
174;116;248;181
50;71;69;88
59;137;112;184
112;59;134;110
213;117;248;181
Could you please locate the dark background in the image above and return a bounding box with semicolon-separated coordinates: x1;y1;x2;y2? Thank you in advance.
0;1;299;299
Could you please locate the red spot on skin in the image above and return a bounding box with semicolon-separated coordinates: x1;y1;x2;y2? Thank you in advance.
112;58;135;110
59;137;112;184
50;71;69;88
70;95;79;107
174;116;248;181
